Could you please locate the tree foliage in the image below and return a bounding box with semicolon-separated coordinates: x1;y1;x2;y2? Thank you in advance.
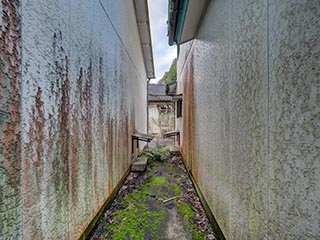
159;58;177;84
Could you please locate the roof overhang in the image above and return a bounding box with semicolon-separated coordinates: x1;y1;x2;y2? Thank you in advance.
166;81;177;96
168;0;209;46
133;0;155;79
172;94;183;101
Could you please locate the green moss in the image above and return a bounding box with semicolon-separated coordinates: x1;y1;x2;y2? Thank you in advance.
177;201;206;239
191;225;206;240
249;207;258;239
147;176;169;187
106;203;165;239
172;184;182;195
104;149;205;239
106;175;168;239
177;201;196;220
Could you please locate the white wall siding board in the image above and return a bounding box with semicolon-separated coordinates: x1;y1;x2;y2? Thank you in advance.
0;0;148;239
177;0;320;238
99;0;147;80
268;0;320;238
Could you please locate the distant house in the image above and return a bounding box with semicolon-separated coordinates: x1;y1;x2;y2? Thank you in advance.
148;84;175;135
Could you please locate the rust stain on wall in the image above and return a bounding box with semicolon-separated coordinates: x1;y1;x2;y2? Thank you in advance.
60;56;70;185
119;115;129;173
182;55;198;181
0;2;150;236
77;67;84;107
71;108;79;205
118;65;130;175
0;0;21;191
30;87;45;169
69;67;84;203
107;115;114;194
50;31;70;197
95;57;105;201
114;118;119;183
84;62;93;178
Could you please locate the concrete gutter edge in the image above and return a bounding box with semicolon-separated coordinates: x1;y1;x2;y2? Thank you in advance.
180;156;226;240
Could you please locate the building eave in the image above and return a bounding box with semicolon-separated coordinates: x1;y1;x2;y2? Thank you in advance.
168;0;209;46
133;0;155;79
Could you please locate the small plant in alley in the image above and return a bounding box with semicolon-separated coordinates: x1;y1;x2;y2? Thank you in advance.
142;145;170;162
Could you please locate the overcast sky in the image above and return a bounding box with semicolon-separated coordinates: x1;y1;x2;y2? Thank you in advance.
148;0;177;83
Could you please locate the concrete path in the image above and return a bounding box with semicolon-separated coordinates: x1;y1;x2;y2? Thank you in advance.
90;145;215;240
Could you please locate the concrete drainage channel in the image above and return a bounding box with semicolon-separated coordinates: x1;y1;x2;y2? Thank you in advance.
88;146;219;240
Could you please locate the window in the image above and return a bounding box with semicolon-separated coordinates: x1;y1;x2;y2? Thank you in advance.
177;99;182;118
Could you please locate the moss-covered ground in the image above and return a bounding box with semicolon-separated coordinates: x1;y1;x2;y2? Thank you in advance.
90;146;215;240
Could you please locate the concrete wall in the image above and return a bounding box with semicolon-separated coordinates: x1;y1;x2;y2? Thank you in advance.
0;0;147;239
177;0;320;239
149;104;161;134
148;103;175;135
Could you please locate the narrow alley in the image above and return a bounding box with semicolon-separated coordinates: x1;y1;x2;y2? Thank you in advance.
0;0;319;239
89;142;217;240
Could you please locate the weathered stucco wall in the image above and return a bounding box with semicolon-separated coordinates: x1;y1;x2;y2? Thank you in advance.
0;0;148;239
0;1;22;238
177;0;320;239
